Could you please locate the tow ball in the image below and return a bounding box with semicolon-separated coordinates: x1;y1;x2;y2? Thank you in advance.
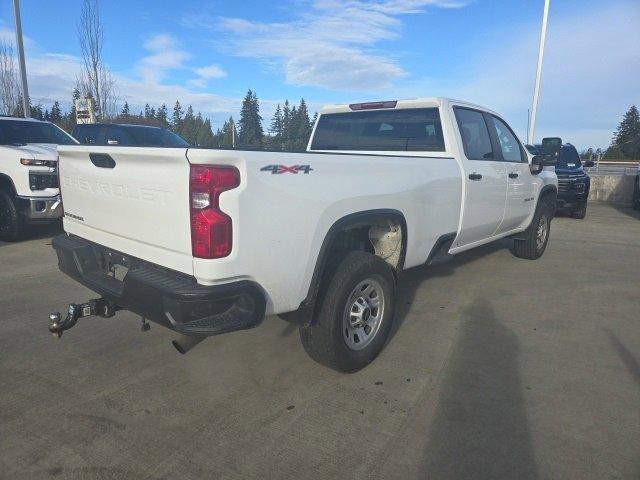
49;298;120;338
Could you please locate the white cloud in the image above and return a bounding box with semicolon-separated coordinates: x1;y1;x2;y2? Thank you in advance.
190;64;227;88
205;0;468;92
137;34;191;83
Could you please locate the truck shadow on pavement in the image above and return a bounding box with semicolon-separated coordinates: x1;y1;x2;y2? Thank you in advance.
383;239;539;479
390;238;511;344
604;328;640;387
419;298;538;480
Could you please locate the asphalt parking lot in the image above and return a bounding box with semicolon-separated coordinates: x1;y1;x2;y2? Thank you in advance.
1;203;639;480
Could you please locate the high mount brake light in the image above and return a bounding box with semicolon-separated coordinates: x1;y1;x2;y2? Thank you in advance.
348;101;398;111
190;165;240;259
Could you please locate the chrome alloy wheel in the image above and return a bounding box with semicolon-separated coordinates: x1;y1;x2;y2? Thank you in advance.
536;214;548;251
343;278;385;351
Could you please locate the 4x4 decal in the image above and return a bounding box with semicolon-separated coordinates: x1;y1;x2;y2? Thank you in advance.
260;165;313;175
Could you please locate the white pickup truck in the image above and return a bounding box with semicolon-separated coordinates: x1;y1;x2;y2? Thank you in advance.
0;117;77;241
50;98;557;372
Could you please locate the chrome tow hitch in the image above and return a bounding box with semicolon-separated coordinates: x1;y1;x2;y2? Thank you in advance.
49;298;120;338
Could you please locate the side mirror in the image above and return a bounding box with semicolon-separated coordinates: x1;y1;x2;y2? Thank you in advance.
530;154;544;175
583;160;595;168
541;137;562;156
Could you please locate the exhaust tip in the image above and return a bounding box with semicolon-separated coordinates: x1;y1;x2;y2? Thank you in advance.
171;335;205;355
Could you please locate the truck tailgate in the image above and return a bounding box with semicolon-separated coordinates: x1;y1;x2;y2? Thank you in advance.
57;146;193;275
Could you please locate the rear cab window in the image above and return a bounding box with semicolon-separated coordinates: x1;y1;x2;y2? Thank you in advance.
310;108;445;152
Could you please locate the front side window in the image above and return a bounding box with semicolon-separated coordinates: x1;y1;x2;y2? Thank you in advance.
310;108;445;152
105;126;133;145
74;126;101;144
0;120;77;145
453;107;493;160
491;116;523;162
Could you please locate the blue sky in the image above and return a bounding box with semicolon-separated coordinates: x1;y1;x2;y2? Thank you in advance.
0;0;638;148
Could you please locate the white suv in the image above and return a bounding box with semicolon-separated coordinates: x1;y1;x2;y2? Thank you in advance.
0;117;77;241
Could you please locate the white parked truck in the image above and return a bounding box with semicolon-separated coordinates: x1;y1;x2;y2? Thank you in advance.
0;117;77;241
49;98;558;372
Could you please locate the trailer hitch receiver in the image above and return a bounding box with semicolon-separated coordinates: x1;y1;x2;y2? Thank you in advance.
49;298;120;338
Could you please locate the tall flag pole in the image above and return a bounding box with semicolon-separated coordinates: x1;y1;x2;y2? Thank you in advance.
13;0;30;118
528;0;550;144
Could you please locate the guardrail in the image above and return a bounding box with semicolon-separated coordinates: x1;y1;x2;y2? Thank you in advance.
585;160;638;176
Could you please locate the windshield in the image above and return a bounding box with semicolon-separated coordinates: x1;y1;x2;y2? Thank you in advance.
556;144;582;169
310;108;445;152
0;120;77;145
125;126;189;147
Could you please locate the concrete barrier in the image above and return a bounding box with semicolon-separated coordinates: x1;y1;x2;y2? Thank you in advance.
588;173;637;203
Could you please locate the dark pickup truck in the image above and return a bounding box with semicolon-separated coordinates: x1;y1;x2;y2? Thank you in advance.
72;123;189;147
527;143;594;219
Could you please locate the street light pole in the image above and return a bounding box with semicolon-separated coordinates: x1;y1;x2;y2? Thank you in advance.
528;0;550;144
12;0;30;118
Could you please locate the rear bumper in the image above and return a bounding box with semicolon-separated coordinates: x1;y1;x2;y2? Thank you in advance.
16;195;62;221
52;234;266;336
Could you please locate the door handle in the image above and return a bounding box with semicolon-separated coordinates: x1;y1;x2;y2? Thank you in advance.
468;173;483;181
508;172;519;178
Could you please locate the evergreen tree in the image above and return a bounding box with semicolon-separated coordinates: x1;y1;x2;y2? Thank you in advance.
606;105;640;159
171;100;183;132
220;116;236;149
30;104;44;120
50;101;63;126
156;104;169;129
120;101;130;120
181;105;196;144
268;104;284;149
291;98;312;150
144;103;152;120
238;89;263;149
200;118;215;148
281;100;292;150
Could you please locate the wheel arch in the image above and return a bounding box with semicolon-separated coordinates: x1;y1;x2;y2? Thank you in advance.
0;174;17;196
280;208;407;324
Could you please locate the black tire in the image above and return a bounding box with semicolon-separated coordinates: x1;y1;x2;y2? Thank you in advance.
571;203;587;219
513;195;554;260
299;251;395;373
633;177;640;211
0;190;26;242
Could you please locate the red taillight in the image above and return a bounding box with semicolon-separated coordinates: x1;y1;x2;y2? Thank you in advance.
190;165;240;259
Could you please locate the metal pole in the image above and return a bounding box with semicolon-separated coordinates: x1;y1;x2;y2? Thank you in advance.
527;0;550;144
12;0;30;118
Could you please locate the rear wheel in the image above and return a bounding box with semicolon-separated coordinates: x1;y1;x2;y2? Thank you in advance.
299;251;395;373
0;190;26;242
513;195;553;260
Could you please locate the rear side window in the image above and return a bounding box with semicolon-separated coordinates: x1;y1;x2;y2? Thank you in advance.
310;108;445;152
491;116;524;162
74;125;101;145
454;108;494;160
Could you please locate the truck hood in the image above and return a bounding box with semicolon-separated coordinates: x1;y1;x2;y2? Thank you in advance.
2;143;58;160
555;166;586;176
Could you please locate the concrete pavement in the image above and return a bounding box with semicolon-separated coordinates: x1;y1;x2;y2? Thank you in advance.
1;203;639;479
